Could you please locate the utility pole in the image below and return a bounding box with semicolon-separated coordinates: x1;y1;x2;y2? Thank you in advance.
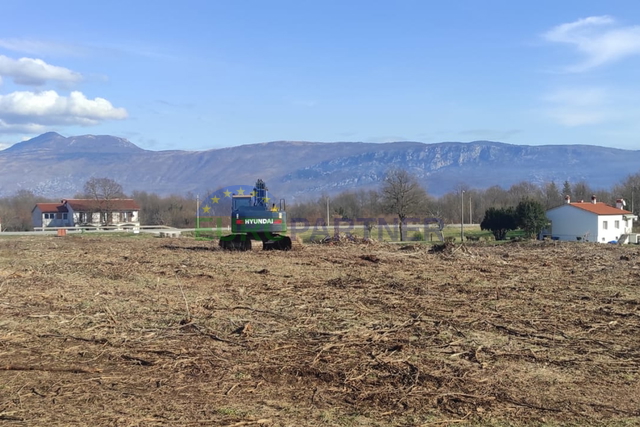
460;190;464;242
326;197;330;227
196;194;200;229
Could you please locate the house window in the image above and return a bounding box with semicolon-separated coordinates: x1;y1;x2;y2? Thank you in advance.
615;220;620;229
63;213;68;220
603;220;608;230
44;213;55;219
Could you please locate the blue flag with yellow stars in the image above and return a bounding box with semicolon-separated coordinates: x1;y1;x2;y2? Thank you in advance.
199;184;278;217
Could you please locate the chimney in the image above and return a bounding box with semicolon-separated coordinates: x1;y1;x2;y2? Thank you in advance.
616;199;626;210
565;195;571;204
591;195;597;204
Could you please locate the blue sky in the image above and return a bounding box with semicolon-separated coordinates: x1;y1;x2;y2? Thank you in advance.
1;0;640;151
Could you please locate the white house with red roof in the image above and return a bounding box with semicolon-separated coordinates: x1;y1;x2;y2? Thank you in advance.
545;196;637;243
32;199;141;228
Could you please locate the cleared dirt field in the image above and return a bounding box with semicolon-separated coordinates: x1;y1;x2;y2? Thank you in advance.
1;235;640;426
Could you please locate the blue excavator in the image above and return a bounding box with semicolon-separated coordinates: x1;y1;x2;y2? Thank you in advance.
219;179;292;251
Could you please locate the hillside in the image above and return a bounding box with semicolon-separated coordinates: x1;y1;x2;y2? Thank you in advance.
1;132;639;199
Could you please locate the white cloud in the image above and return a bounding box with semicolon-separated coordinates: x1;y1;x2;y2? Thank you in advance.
543;87;608;107
0;37;178;63
543;16;640;72
547;110;606;127
0;90;127;133
0;119;46;134
458;129;522;141
0;55;82;86
542;87;611;126
365;135;409;143
0;38;87;57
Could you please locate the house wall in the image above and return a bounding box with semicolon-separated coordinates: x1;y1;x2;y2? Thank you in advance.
547;206;597;242
68;207;140;226
596;214;632;243
70;211;102;225
49;213;72;227
32;208;73;228
113;211;140;224
32;208;43;228
67;207;79;225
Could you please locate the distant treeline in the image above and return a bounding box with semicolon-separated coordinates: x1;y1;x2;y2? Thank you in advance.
289;174;640;225
1;172;639;232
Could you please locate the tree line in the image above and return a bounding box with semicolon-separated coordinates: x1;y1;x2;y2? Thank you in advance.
1;172;640;233
290;173;640;224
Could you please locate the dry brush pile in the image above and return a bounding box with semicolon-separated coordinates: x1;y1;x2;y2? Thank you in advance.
1;235;640;426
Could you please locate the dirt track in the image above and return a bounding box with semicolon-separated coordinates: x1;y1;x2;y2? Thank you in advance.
1;235;639;426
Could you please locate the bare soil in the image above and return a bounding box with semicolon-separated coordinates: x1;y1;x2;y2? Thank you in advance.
1;235;640;426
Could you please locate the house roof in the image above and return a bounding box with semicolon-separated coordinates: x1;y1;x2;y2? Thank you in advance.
33;203;69;213
62;199;141;211
560;202;632;216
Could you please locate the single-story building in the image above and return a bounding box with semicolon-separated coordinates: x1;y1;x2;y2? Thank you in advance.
32;199;141;228
544;195;637;243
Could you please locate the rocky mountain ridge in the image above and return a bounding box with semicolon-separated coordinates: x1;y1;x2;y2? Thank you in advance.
1;132;638;199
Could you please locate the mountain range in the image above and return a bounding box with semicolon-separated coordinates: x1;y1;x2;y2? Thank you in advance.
1;132;639;200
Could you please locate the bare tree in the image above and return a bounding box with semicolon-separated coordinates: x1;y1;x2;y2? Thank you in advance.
613;172;640;215
381;169;429;241
83;177;125;200
358;189;382;217
0;190;42;231
508;181;543;205
431;192;460;224
542;181;563;209
572;180;594;203
483;185;510;209
332;191;361;220
82;177;126;224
